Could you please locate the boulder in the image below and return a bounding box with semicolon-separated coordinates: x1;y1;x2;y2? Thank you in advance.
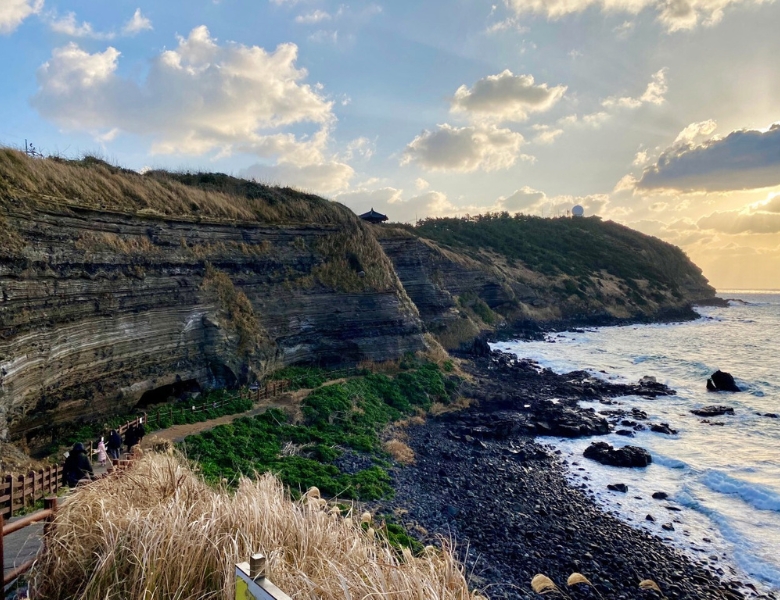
652;491;668;500
706;370;740;392
583;441;652;467
691;405;734;417
650;423;678;435
608;483;628;493
471;335;491;357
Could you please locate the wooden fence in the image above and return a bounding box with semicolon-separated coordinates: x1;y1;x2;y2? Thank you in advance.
0;466;63;520
1;456;136;586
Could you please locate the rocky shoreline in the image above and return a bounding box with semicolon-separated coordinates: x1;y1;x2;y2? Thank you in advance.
372;351;776;600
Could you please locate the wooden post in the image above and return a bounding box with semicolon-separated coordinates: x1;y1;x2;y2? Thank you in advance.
250;553;267;579
29;470;36;507
7;474;14;515
0;512;4;580
15;475;24;515
43;496;58;538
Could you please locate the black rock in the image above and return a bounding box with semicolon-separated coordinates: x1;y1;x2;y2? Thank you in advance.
662;523;675;531
608;483;628;493
651;422;678;435
691;405;735;417
765;413;778;418
706;370;741;392
615;429;635;437
471;335;491;357
652;491;669;500
583;441;652;467
646;514;656;522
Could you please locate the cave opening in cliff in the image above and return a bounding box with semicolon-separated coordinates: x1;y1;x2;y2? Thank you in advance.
136;378;202;408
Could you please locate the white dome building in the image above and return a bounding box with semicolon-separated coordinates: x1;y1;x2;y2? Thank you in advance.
572;205;585;218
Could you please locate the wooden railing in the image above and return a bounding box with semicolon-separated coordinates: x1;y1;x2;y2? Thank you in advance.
256;380;290;401
1;456;136;587
0;466;63;520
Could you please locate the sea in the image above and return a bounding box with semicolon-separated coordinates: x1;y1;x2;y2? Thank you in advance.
492;291;780;594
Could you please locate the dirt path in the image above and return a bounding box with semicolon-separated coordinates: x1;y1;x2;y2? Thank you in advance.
144;398;296;443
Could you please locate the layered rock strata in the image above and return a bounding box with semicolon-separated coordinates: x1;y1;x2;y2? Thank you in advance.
0;200;424;444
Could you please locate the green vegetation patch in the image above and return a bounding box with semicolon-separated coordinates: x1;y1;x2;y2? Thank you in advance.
409;213;707;289
182;362;459;500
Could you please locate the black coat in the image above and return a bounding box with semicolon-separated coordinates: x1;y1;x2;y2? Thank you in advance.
107;431;122;450
63;451;93;487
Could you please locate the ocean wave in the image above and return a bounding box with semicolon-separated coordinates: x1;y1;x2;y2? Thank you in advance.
703;470;780;512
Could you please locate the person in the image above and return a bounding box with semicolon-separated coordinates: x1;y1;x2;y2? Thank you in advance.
63;442;94;487
107;429;122;460
124;425;138;454
136;418;146;444
97;437;107;466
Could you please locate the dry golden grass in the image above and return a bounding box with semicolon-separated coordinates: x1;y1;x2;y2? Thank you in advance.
429;397;475;417
383;439;416;465
31;453;480;600
0;149;355;226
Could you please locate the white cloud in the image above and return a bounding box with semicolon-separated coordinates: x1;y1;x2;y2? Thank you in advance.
241;161;353;193
497;186;546;211
48;11;114;39
451;70;566;122
123;8;152;35
343;137;374;161
33;27;334;161
633;150;650;166
308;29;338;43
401;123;526;172
532;124;564;144
602;68;667;109
409;191;458;217
502;0;769;31
674;119;717;144
295;10;330;23
0;0;42;35
697;210;780;234
415;178;430;191
334;187;404;213
637;123;780;192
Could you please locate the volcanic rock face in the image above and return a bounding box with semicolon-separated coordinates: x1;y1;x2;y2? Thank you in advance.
0;202;424;444
707;370;741;392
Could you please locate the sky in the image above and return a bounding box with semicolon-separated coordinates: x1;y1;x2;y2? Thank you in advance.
1;0;779;290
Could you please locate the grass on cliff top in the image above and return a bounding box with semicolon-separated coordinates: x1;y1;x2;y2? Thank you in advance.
182;360;460;500
30;453;480;600
407;213;713;293
0;148;354;226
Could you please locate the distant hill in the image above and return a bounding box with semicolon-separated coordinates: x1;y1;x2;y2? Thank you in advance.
378;213;719;348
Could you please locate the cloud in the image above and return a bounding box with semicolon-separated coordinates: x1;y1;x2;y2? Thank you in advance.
636;124;780;192
633;150;650;166
674;119;717;144
0;0;42;34
334;187;404;213
602;68;667;109
342;137;374;161
415;178;429;191
295;10;330;23
123;8;152;35
408;191;458;217
697;210;780;234
308;29;338;43
752;193;780;213
401;124;527;172
502;0;769;31
532;125;564;144
241;160;353;193
451;70;566;122
497;186;546;211
48;11;115;39
33;27;334;162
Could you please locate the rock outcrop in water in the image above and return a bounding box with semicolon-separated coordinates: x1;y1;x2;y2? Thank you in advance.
584;441;653;467
707;370;741;392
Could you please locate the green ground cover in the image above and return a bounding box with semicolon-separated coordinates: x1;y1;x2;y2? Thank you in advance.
182;360;459;501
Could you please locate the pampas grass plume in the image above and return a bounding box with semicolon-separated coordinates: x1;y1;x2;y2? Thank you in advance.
639;579;663;593
531;574;558;594
360;511;372;525
567;573;591;586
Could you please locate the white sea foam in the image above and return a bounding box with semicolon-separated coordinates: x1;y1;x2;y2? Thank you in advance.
497;291;780;592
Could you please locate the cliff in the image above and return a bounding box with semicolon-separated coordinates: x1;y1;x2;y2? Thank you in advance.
377;214;719;349
0;150;720;447
0;151;424;446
